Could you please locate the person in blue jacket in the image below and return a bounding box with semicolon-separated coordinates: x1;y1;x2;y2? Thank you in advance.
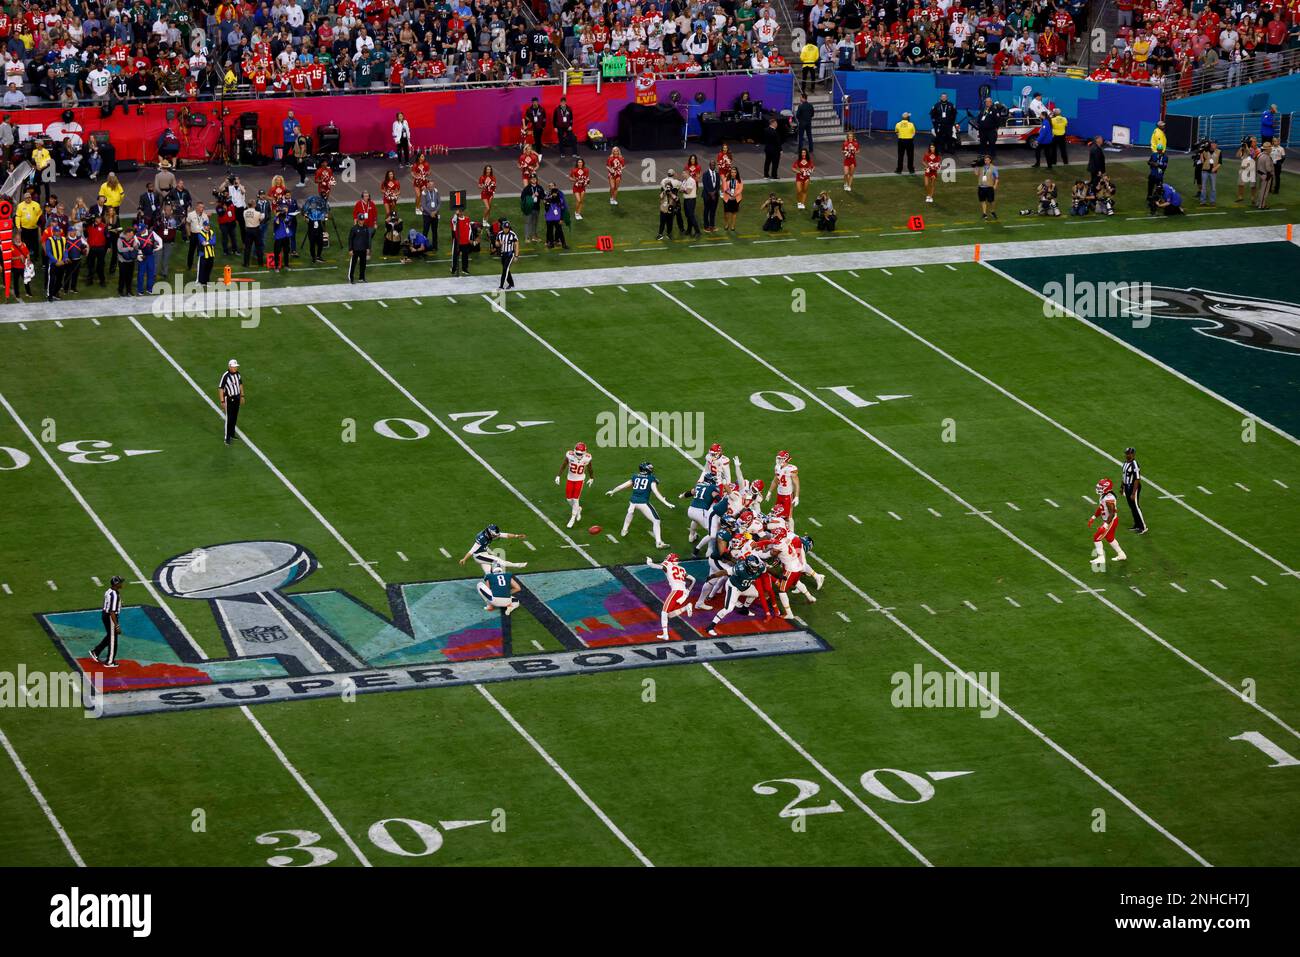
282;110;302;167
1033;112;1054;169
544;182;569;249
272;209;294;270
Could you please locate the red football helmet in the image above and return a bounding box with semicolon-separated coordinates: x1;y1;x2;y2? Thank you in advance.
751;479;764;492
709;442;723;454
770;527;788;542
664;552;679;563
1096;478;1114;495
739;509;754;522
776;449;790;462
575;441;587;453
770;503;786;517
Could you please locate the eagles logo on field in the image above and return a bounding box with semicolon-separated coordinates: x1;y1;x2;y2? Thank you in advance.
1114;285;1300;356
37;540;829;718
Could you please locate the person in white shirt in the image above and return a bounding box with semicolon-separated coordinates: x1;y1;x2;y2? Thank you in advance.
87;65;111;98
392;112;412;166
2;84;25;108
1028;93;1047;119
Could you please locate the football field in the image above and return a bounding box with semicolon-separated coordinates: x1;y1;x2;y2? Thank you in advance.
1;234;1297;868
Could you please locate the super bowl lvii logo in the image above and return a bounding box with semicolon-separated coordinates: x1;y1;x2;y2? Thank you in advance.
39;541;829;718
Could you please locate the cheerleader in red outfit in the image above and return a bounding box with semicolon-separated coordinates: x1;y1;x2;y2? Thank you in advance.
380;169;401;217
842;131;859;192
518;144;540;182
315;163;335;199
683;153;702;185
922;142;942;204
268;174;289;206
411;151;431;207
569;158;590;220
478;165;497;221
606;146;625;206
716;143;735;179
792;149;815;209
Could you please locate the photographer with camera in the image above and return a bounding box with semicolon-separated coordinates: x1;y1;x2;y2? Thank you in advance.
1199;140;1221;205
657;173;680;240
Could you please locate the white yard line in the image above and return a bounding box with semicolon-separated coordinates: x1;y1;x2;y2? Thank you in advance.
0;389;373;868
0;727;84;866
494;291;1207;867
306;304;653;866
823;273;1300;579
656;284;1300;744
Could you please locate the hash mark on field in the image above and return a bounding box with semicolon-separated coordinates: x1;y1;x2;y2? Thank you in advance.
412;299;422;306
447;297;457;304
377;301;388;309
806;517;822;527
1006;501;1020;511
782;275;793;282
848;271;860;278
54;320;63;328
348;560;378;568
1274;479;1289;489
1170;582;1187;593
341;302;352;310
91;318;100;326
550;289;560;297
880;268;892;276
606;533;619;543
750;277;762;284
91;576;101;587
836;611;851;623
963;600;978;611
927;507;942;517
1045;498;1060;508
531;640;545;651
438;547;451;558
913;267;924;274
1197;485;1213;495
1252;575;1268;586
1;583;10;595
1235;483;1250;492
515;293;526;300
888;511;902;521
1081;494;1093;503
523;540;536;551
583;288;594;295
618;286;629;293
848;514;862;524
46;581;57;591
683;281;695;288
396;551;408;562
1130;586;1145;597
271;307;282;316
1047;593;1062;604
1005;596;1020;608
920;603;936;615
717;279;729;286
1210;579;1227;590
18;324;26;331
945;264;958;272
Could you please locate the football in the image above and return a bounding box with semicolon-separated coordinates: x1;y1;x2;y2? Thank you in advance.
588;525;602;535
155;540;315;599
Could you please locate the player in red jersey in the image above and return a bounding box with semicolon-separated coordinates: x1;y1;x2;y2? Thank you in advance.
792;149;815;209
922;142;942;203
606;146;625;205
842;131;859;192
478;165;497;221
555;441;595;528
645;553;696;640
569;158;590;220
1088;478;1127;567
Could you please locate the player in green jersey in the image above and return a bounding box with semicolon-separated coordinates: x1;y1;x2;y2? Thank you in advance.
606;461;676;547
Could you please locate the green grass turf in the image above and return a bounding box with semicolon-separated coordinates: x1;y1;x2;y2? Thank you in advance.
9;157;1290;304
0;240;1296;867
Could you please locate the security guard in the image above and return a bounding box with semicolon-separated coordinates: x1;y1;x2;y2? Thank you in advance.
1050;108;1069;165
43;223;67;302
196;220;217;286
497;218;518;289
218;359;244;445
91;575;124;667
894;112;916;174
1122;446;1146;533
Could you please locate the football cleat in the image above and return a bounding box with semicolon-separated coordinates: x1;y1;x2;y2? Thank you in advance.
575;441;587;452
1096;478;1114;495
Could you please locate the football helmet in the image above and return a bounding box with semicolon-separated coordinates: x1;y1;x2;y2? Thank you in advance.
751;479;764;492
770;503;787;518
575;441;587;452
800;535;814;551
664;552;679;563
490;561;505;575
770;527;788;543
739;509;754;523
486;524;501;536
776;449;790;462
639;461;654;474
746;555;765;572
709;442;723;454
1096;478;1114;496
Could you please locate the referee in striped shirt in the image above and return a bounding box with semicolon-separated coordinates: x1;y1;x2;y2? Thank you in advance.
1122;446;1146;534
90;576;124;668
219;359;244;445
497;219;518;290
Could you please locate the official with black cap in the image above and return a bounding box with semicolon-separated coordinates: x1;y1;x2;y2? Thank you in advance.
497;218;518;289
91;575;124;668
219;358;244;445
1122;446;1146;533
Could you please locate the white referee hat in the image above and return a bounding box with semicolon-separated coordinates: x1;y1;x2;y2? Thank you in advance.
228;358;239;367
